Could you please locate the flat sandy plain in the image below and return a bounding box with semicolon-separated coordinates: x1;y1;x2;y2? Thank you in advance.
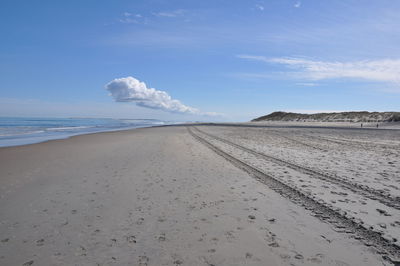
0;124;399;265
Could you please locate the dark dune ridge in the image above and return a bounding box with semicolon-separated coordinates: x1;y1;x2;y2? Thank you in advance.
252;111;400;122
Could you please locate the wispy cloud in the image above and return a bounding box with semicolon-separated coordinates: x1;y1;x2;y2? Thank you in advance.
116;9;187;25
296;82;318;87
294;1;301;8
106;76;220;116
153;9;186;18
237;55;400;85
255;4;264;11
118;12;143;24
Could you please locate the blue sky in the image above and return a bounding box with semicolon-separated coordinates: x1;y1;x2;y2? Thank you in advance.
0;0;399;121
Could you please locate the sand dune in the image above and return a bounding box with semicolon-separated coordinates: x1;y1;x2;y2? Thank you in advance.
252;111;400;122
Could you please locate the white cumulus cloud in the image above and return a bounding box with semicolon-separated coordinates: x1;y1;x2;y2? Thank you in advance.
106;76;216;115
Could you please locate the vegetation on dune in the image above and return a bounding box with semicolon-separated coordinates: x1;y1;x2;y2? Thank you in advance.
252;111;400;122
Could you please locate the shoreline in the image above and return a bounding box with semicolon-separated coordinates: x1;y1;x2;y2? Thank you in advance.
0;117;181;148
2;120;399;149
0;124;163;148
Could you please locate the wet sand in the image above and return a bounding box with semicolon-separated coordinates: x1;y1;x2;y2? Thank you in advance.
0;125;398;265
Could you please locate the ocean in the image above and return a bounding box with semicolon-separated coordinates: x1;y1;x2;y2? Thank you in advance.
0;117;172;147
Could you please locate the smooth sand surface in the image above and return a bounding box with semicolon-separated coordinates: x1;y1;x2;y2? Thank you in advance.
0;126;396;265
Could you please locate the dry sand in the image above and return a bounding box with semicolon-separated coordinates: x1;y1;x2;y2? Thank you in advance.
0;125;398;265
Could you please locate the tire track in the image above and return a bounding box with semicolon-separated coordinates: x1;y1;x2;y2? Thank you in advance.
308;135;400;151
209;126;328;152
187;126;400;263
265;130;329;152
193;126;400;210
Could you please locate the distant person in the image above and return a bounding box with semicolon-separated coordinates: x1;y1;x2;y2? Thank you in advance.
376;123;379;128
361;123;363;128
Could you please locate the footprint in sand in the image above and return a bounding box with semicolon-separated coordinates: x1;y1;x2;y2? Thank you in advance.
308;253;325;263
280;254;291;260
138;255;149;266
173;259;183;265
157;216;166;222
171;254;184;265
269;242;279;247
210;237;219;243
108;239;117;247
224;230;235;241
157;233;166;242
126;235;137;243
294;254;304;260
36;239;44;246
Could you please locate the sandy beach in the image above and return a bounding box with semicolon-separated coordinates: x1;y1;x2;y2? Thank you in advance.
1;125;399;265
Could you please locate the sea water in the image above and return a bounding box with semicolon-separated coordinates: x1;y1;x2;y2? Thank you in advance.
0;117;171;147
